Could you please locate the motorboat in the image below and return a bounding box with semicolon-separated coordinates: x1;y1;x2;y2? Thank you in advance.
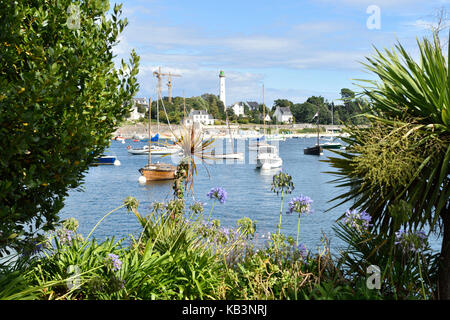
92;155;120;166
256;145;283;169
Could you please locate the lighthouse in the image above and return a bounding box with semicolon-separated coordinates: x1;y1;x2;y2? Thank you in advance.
219;70;226;108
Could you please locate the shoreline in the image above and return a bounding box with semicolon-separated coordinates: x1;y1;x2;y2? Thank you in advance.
112;123;347;140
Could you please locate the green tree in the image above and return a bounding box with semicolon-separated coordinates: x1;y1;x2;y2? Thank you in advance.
340;88;355;106
291;102;316;123
0;1;139;256
201;93;221;119
273;99;294;111
326;32;449;298
190;96;209;111
306;96;325;107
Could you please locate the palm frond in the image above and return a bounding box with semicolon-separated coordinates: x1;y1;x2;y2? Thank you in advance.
326;31;449;235
171;124;216;192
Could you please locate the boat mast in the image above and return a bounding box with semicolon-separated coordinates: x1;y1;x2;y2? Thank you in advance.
148;97;152;166
263;84;266;136
183;90;186;118
157;67;161;134
316;105;320;146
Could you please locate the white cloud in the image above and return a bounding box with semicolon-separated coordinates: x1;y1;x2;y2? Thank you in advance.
113;1;418;107
312;0;423;7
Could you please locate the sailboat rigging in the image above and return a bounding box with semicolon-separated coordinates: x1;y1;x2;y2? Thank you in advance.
303;105;323;156
138;98;177;181
319;102;342;150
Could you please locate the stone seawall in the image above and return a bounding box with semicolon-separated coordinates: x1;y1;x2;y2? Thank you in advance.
112;122;345;139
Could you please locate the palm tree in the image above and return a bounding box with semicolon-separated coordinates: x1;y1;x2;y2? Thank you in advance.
326;31;449;299
171;124;215;194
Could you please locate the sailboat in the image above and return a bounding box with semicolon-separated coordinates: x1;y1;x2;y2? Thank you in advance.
256;84;283;169
249;137;270;151
250;86;272;151
304;106;323;156
266;123;286;141
210;116;244;159
138;97;177;181
319;102;342;150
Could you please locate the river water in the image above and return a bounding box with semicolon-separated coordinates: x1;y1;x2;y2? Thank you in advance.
60;137;442;254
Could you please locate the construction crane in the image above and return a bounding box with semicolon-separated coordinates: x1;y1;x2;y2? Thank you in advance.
152;66;181;103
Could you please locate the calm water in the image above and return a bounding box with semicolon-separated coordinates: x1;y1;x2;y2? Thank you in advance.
60;137;442;254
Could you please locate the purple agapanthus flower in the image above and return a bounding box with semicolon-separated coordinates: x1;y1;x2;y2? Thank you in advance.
207;187;227;204
342;209;372;232
222;227;230;236
56;228;76;245
105;253;122;272
297;243;308;259
395;229;428;253
287;195;313;215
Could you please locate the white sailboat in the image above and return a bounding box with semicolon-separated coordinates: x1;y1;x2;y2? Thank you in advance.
207;107;244;160
248;138;270;151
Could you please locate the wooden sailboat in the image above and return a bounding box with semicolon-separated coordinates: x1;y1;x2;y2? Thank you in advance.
304;106;323;156
138;97;176;181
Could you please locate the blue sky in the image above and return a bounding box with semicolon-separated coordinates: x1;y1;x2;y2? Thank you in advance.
112;0;449;107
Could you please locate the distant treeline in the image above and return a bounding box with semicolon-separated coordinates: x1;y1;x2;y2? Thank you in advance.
137;88;368;125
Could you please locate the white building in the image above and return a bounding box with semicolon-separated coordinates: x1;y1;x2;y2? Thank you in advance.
273;106;293;123
183;109;215;126
128;98;147;120
260;113;272;123
229;102;246;117
219;70;226;108
246;101;259;111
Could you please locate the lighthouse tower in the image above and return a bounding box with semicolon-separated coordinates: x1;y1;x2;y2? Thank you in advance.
219;70;226;108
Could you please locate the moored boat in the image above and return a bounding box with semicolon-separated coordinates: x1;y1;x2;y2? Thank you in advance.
320;142;342;149
138;96;176;182
139;162;177;181
92;155;120;166
127;145;149;155
304;145;323;155
256;145;283;169
304;106;323;156
113;136;126;141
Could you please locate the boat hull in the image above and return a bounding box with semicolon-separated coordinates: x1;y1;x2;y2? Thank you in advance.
256;155;283;169
256;158;283;169
128;146;180;155
320;143;342;149
304;145;323;155
139;164;176;181
204;152;244;159
92;156;116;165
128;149;149;155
